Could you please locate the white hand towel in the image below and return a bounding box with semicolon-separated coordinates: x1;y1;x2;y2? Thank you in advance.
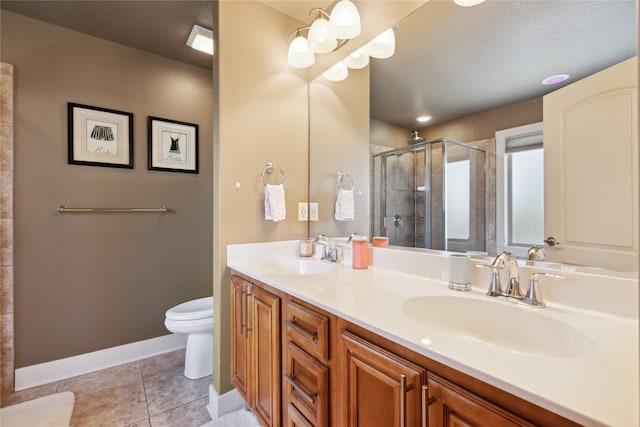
265;184;286;222
335;188;355;221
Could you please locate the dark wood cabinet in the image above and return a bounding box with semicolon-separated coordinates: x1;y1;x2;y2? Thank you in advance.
231;270;581;427
338;330;426;427
231;275;281;427
426;372;534;427
283;298;332;427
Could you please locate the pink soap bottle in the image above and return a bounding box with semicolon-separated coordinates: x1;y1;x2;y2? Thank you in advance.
352;236;369;269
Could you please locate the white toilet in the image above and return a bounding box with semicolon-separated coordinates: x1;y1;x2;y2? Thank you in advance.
164;296;214;379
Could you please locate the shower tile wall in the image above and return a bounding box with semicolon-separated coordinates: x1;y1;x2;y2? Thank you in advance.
385;153;417;247
371;137;497;255
0;62;14;403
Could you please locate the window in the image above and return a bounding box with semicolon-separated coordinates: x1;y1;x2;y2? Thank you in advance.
496;122;544;258
446;160;470;240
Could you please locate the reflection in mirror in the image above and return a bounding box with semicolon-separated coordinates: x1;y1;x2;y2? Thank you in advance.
371;138;486;252
309;0;637;269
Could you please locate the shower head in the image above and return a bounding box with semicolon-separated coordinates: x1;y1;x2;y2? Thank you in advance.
408;130;425;145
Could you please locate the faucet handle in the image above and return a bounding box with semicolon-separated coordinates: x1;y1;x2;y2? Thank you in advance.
522;272;565;307
475;264;505;297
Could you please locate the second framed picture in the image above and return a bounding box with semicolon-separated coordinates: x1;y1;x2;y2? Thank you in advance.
148;116;199;174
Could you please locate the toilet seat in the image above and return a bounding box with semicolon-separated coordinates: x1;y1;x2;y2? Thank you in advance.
165;296;213;321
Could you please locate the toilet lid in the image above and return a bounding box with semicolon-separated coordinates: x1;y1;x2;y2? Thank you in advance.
165;296;214;321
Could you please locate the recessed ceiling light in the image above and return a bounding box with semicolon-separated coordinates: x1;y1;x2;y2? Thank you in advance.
542;74;569;85
416;115;432;123
187;25;214;55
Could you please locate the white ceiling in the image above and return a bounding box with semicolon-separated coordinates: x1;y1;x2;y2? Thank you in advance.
371;0;636;129
1;0;636;130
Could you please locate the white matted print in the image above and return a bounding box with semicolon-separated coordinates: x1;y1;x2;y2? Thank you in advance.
148;116;199;173
68;103;133;168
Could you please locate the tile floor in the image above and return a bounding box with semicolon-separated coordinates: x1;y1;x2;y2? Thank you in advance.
3;349;212;427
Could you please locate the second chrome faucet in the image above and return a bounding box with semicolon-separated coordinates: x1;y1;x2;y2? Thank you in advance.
479;251;564;308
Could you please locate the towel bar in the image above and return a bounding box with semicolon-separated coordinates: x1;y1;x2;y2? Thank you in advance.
337;172;355;191
58;206;169;214
261;163;286;186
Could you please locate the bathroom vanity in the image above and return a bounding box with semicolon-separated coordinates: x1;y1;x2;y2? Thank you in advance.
227;241;639;427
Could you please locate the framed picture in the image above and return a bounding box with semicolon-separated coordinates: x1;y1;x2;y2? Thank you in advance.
148;116;199;174
68;102;134;168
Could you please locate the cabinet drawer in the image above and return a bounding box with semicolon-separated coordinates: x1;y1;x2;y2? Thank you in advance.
286;402;314;427
284;342;329;427
285;300;329;362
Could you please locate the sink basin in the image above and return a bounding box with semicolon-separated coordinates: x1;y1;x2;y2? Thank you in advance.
402;296;595;357
259;258;335;276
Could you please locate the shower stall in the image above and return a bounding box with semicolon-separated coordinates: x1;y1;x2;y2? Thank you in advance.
371;138;486;252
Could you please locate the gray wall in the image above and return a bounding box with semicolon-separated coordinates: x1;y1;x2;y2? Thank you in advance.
1;11;213;367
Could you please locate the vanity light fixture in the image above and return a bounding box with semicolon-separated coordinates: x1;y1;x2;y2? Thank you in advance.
287;2;361;69
542;73;570;85
307;10;338;53
416;115;432;123
453;0;487;7
287;29;315;68
328;0;361;39
343;47;369;69
365;28;396;59
186;25;214;55
322;61;349;82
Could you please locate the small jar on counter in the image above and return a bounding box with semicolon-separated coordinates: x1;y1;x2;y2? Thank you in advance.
352;236;369;269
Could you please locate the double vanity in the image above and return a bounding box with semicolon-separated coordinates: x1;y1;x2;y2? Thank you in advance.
227;240;639;426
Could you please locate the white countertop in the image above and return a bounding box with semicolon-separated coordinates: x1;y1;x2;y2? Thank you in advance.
227;240;639;427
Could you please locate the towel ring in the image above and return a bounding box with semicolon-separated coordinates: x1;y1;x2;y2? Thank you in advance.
337;172;355;191
261;163;286;186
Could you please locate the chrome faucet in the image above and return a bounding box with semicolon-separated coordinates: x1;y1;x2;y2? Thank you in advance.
527;246;545;262
313;234;339;263
490;251;523;299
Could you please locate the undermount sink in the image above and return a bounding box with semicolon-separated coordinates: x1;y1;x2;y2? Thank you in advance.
402;296;595;357
260;258;335;276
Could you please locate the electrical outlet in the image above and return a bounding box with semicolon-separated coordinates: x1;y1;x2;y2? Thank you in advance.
309;202;319;221
298;202;308;221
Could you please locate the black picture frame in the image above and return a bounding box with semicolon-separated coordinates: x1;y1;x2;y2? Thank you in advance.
148;116;199;174
67;102;134;169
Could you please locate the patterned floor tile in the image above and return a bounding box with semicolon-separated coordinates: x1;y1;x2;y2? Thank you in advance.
59;361;142;396
70;380;148;427
149;397;210;427
143;368;210;416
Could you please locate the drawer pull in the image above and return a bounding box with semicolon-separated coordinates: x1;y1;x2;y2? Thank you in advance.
285;319;317;342
421;385;428;427
284;373;317;404
400;374;407;427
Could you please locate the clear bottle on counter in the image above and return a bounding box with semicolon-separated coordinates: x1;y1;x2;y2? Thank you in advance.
352;236;369;269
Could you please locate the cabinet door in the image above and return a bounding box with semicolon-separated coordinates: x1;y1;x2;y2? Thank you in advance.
251;285;281;427
231;276;251;404
339;330;426;427
427;372;534;427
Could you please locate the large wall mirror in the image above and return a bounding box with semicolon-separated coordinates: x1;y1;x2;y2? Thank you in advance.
309;0;637;270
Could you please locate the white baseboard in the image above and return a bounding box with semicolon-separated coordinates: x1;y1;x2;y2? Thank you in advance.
15;333;187;391
207;384;246;419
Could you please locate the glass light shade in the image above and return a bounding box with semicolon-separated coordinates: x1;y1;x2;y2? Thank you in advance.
307;18;338;53
366;28;395;59
453;0;486;6
288;36;315;68
322;62;348;82
328;0;361;39
343;48;369;69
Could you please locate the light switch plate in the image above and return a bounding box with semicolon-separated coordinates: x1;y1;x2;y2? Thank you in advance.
298;202;308;221
309;202;319;221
